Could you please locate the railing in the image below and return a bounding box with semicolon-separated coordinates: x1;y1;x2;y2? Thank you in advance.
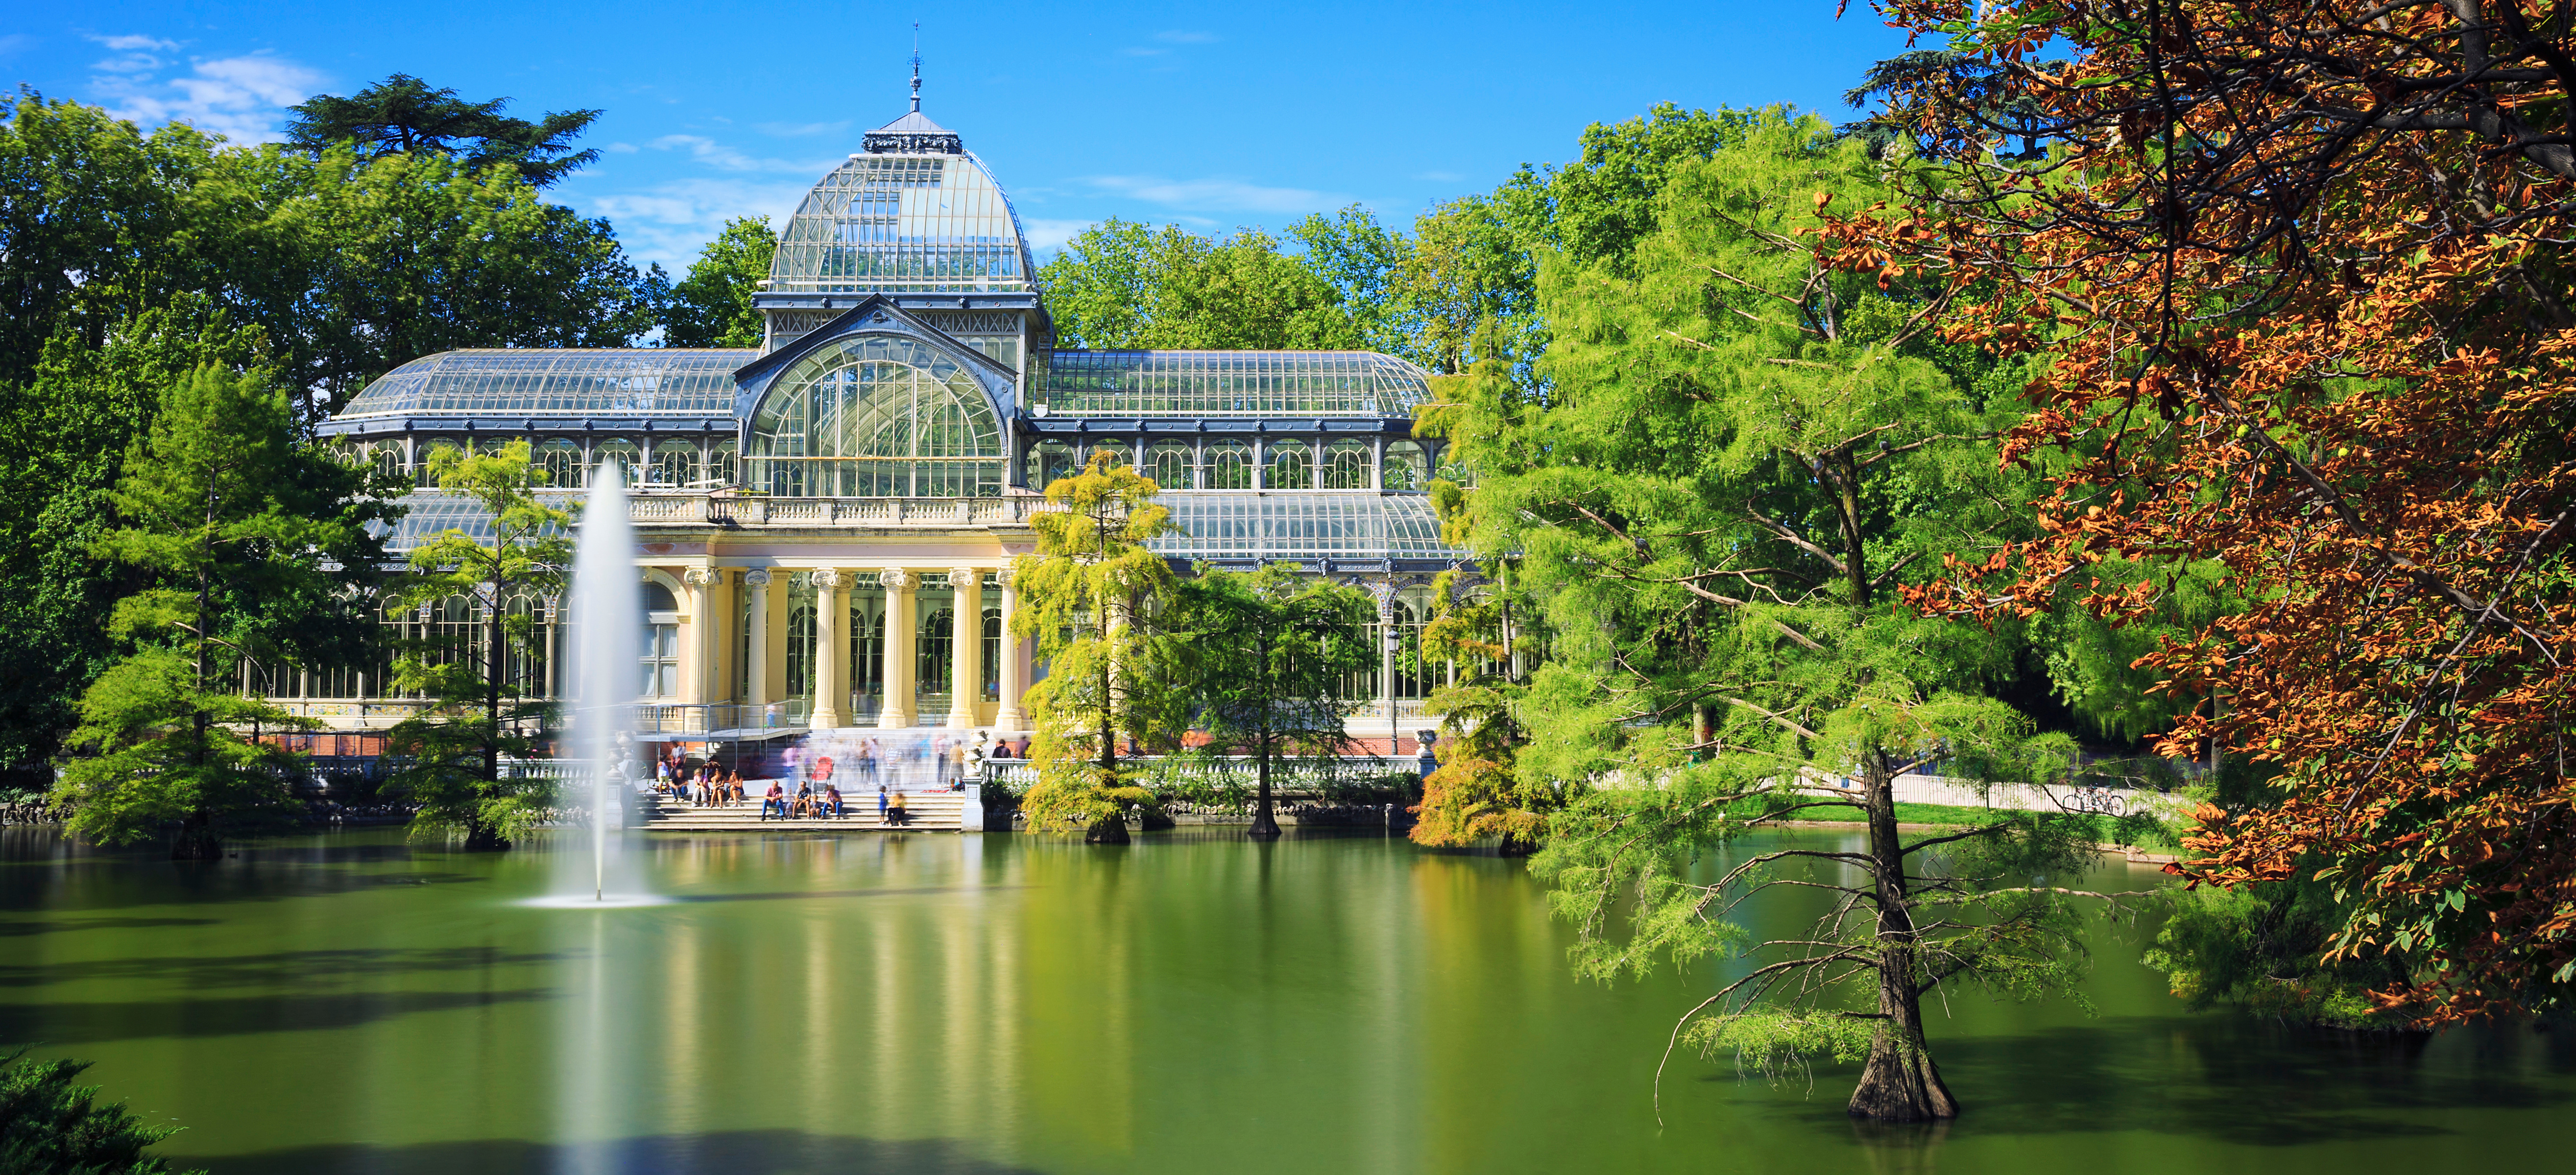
628;495;1066;529
636;700;811;734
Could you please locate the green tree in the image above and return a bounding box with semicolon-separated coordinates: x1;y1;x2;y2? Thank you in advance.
201;145;663;418
0;1048;202;1175
1010;452;1189;844
1434;110;2135;1121
384;441;570;851
662;216;776;347
1037;220;1363;350
285;73;602;188
1178;563;1374;837
50;364;388;858
1408;566;1554;852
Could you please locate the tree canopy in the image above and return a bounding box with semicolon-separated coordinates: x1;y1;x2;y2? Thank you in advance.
286;73;602;188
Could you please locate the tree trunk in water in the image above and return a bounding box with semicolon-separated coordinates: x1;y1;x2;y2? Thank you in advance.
461;814;512;852
1846;755;1959;1122
1085;811;1130;844
1249;735;1280;838
169;816;221;861
1496;832;1540;857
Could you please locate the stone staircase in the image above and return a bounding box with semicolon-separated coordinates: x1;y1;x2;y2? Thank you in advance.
637;789;974;832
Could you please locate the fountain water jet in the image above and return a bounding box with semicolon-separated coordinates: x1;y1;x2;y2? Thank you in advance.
524;458;667;909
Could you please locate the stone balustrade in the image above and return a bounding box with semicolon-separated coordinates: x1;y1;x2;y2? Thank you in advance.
626;495;1064;528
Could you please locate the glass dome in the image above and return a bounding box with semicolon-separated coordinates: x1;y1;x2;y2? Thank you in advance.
1039;351;1436;416
767;109;1036;296
338;350;753;420
745;335;1005;497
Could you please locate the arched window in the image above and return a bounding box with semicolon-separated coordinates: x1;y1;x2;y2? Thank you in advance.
707;440;738;488
416;440;462;488
1205;441;1253;490
1321;439;1371;489
745;335;1005;498
1086;441;1132;475
1147;444;1192;490
592;440;642;487
982;606;1002;700
640;580;679;698
1384;440;1429;491
918;607;954;698
850;585;886;719
1266;440;1313;490
648;442;696;489
534;439;582;489
1028;440;1076;489
367;443;405;481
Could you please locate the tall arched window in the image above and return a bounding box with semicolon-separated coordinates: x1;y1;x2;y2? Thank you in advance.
919;607;954;698
1147;444;1192;490
535;439;582;489
1321;439;1371;489
1028;440;1076;489
1384;440;1429;491
1205;441;1252;490
1267;440;1313;490
648;442;696;489
592;440;642;487
707;440;738;488
746;335;1005;497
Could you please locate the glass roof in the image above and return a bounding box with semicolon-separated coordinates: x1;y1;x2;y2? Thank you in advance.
371;492;571;554
339;350;754;420
1040;351;1434;416
1149;493;1463;562
768;111;1036;296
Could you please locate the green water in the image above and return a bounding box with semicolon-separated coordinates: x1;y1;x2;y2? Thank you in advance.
0;826;2567;1174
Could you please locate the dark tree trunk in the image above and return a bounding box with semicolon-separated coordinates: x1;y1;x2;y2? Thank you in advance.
1085;812;1130;844
1496;832;1540;857
1847;756;1959;1121
169;815;222;861
461;816;512;852
1249;731;1280;839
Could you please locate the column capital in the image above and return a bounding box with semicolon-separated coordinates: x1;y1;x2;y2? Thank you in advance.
743;568;773;588
946;567;980;590
878;568;914;590
682;567;723;588
811;567;848;591
997;567;1017;589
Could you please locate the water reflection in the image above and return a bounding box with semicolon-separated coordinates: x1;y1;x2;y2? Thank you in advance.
0;828;2567;1174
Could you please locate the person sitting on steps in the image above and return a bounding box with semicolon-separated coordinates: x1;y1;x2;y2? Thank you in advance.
761;780;785;819
887;791;910;827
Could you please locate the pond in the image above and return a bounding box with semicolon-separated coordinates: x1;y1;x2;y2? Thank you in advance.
0;825;2568;1174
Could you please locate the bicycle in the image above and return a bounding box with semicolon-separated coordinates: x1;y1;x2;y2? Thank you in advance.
2066;786;2123;816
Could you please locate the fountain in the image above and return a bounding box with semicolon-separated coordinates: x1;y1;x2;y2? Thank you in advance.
526;459;665;909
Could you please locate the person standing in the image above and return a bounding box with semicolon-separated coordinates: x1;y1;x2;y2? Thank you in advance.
876;784;889;824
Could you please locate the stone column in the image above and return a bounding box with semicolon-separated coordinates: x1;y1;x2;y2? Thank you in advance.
810;569;846;728
877;569;916;728
682;568;722;723
947;568;984;729
994;568;1027;730
1373;580;1399;759
744;570;771;717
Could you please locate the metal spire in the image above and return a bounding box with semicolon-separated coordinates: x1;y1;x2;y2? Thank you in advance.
910;23;922;112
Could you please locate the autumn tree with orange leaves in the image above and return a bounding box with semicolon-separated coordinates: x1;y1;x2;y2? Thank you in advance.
1836;0;2576;1021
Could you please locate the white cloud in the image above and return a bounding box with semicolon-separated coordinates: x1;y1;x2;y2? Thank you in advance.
1020;218;1096;251
648;134;833;174
94;34;181;51
88;44;324;144
606;142;640;153
572;176;811;269
1154;30;1219;43
1080;174;1348;216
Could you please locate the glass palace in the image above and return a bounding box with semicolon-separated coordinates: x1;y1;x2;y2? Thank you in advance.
277;96;1469;741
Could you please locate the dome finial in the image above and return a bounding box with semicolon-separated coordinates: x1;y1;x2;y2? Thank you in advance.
910;22;922;113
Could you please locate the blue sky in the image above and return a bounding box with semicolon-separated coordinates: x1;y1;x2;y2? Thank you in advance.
5;2;1918;270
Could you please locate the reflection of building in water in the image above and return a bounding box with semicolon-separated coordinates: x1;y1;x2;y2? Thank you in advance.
261;83;1475;746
